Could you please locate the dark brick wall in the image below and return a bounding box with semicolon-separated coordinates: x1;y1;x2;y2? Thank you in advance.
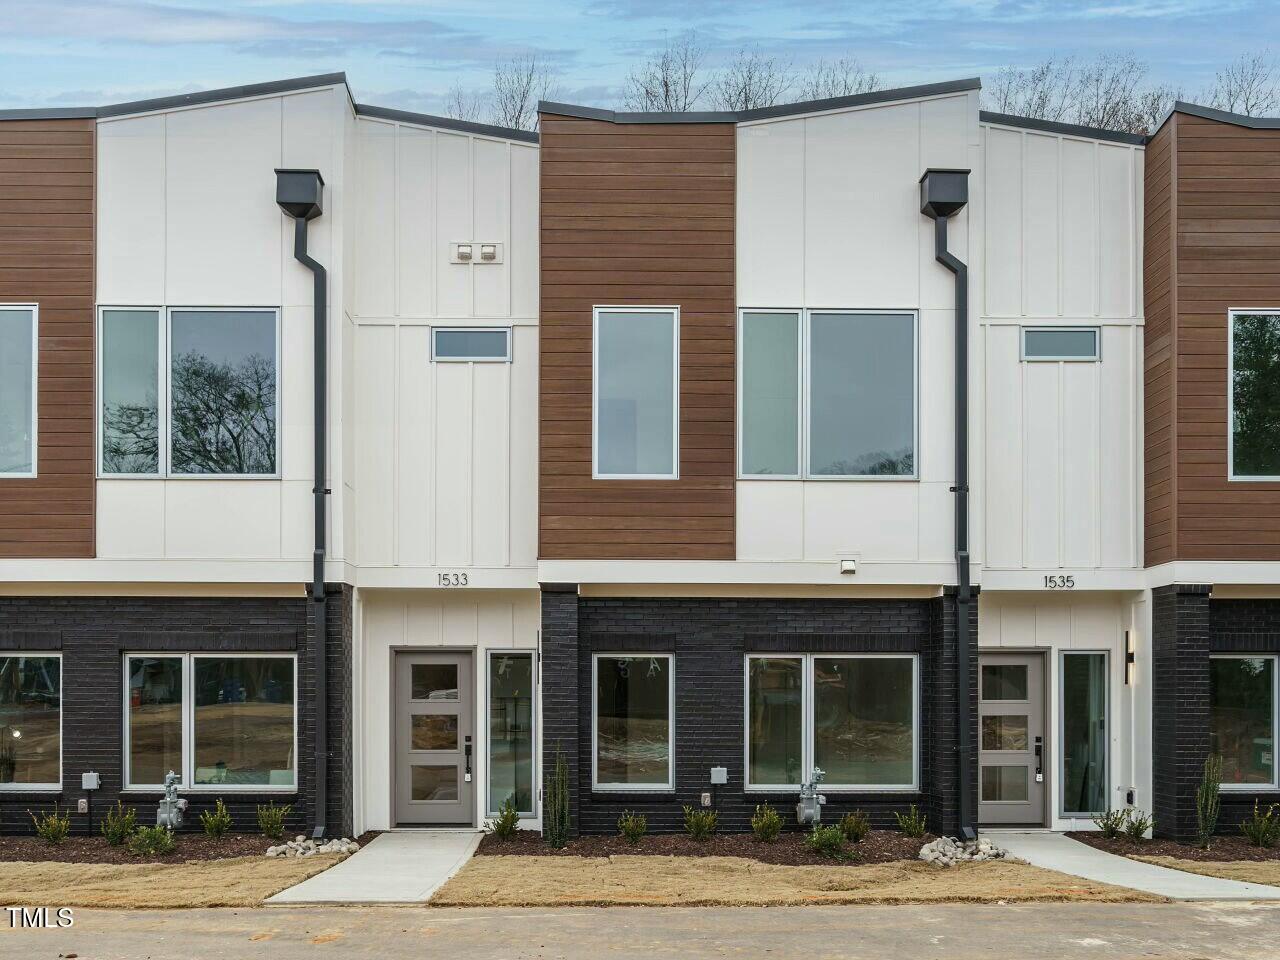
0;590;351;837
541;592;970;836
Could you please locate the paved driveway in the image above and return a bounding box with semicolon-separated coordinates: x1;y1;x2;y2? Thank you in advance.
2;902;1279;959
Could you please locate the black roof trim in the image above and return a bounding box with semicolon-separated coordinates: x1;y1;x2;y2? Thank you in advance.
0;106;97;121
95;73;350;119
354;103;539;143
1154;100;1280;134
979;110;1147;145
540;78;981;125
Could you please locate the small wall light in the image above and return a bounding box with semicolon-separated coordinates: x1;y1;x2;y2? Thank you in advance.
1124;630;1136;685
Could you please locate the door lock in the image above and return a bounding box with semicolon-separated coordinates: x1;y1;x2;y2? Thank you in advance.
464;736;473;783
1034;736;1044;783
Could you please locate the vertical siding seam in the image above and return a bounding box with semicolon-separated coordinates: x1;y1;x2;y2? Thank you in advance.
1094;356;1102;568
1056;135;1063;318
1019;130;1027;318
1020;354;1029;568
1057;360;1065;569
392;326;401;566
1094;141;1102;319
393;123;401;319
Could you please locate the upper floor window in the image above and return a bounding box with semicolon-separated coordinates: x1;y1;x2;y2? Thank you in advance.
0;305;37;477
593;307;678;479
1021;327;1100;361
1230;310;1280;480
99;308;279;477
739;310;916;479
432;327;511;362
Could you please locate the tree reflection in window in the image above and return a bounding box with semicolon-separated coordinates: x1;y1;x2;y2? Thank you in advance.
1232;312;1280;478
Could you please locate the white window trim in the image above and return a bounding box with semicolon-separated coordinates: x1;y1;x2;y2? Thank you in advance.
486;649;537;816
0;303;38;479
737;308;919;481
1212;653;1280;792
743;653;920;793
122;652;298;793
591;305;680;480
591;652;675;791
96;306;282;479
0;652;62;792
1227;308;1280;481
1059;649;1109;817
431;326;513;363
1020;325;1102;362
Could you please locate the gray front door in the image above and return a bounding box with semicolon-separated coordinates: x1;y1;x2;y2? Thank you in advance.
978;653;1046;826
395;652;474;826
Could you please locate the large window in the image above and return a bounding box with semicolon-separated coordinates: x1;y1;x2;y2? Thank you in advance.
738;310;917;479
0;305;37;477
489;652;534;815
593;307;678;479
0;655;60;789
1230;310;1280;479
745;654;918;791
124;654;296;791
593;654;673;789
1212;655;1277;789
99;307;279;477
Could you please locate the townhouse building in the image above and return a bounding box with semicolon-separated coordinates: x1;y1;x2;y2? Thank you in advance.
0;70;1272;843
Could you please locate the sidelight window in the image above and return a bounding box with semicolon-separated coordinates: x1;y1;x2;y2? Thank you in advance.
489;652;535;815
592;654;673;789
1229;310;1280;480
592;307;678;479
0;305;37;477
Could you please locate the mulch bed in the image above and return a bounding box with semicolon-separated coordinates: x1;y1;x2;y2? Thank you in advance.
477;830;930;866
1068;831;1280;863
0;830;380;865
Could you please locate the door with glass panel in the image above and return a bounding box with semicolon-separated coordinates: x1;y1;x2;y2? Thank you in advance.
395;652;473;825
978;653;1046;826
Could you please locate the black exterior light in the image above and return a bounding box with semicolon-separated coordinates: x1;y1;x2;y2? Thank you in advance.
275;168;324;221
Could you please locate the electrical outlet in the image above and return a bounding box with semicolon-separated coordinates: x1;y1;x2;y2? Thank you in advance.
76;798;88;814
700;792;712;807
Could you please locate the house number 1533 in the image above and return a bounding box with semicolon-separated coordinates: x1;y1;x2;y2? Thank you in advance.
437;572;469;586
1043;575;1075;589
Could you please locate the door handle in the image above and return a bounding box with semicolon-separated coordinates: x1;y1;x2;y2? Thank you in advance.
1034;736;1044;783
464;736;473;782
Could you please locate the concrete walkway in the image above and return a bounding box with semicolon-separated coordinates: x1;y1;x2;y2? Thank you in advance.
988;830;1280;901
267;830;482;905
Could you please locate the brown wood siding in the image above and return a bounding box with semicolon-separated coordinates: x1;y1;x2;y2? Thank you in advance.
0;118;94;558
538;116;735;560
1144;120;1176;565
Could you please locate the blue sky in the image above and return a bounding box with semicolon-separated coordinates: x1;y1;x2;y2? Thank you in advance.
0;0;1274;113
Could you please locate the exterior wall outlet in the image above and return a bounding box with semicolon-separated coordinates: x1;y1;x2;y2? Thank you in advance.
76;798;88;814
700;791;712;808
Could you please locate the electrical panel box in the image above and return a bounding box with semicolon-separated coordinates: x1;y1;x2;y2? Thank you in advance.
81;771;101;790
710;766;728;785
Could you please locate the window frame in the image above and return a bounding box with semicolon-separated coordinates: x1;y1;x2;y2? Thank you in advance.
431;326;512;363
1227;308;1280;482
486;649;537;817
0;652;62;792
0;303;39;479
742;652;920;793
1020;326;1102;362
122;651;298;793
736;308;919;481
1211;652;1280;792
96;306;165;480
591;305;680;481
590;652;676;792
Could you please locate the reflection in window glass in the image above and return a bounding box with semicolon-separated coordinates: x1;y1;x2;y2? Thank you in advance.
1211;657;1275;786
432;328;510;361
193;658;294;787
1062;653;1107;814
981;664;1028;701
127;656;182;785
0;308;35;475
1232;312;1280;478
813;657;914;786
1022;328;1099;360
595;656;671;787
594;310;676;477
0;656;59;785
809;312;914;477
982;765;1029;802
982;715;1029;751
412;664;458;701
748;658;803;786
741;313;799;476
412;765;458;801
170;310;277;475
490;653;534;813
412;715;458;750
101;310;160;474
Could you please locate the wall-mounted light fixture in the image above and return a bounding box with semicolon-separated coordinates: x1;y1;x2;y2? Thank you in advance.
1124;630;1136;685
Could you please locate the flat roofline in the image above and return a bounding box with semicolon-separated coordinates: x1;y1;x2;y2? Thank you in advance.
979;110;1147;146
1153;99;1280;135
354;103;539;143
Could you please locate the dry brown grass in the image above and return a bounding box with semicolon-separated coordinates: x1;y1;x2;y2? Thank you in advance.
1137;856;1280;887
431;854;1160;907
0;854;342;909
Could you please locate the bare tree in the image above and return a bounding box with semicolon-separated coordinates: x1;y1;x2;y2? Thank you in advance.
1073;53;1148;130
796;57;881;101
1134;84;1182;135
491;53;559;131
1208;52;1279;117
710;47;792;111
444;83;486;123
623;34;708;111
984;56;1079;121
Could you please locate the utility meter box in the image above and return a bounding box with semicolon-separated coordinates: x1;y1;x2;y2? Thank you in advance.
81;771;101;791
710;766;728;785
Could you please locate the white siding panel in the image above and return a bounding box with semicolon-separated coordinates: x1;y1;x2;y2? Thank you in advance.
396;127;435;318
96;115;166;304
983;325;1023;567
1098;144;1135;318
736;482;805;560
164;481;281;559
354;121;397;318
803;482;918;562
983;127;1022;317
736;121;804;307
396;325;434;565
509;326;539;567
432;361;473;566
1059;139;1097;318
1022;363;1061;567
435;133;473;317
472;138;511;318
471;361;510;566
355;325;396;564
1099;325;1137;567
1060;361;1099;567
1022;134;1060;318
95;481;165;558
510;145;540;319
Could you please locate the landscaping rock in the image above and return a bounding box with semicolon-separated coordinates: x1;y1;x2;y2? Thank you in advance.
919;836;1009;867
264;837;359;858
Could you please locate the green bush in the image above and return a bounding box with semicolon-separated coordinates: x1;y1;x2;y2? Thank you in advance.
200;798;233;839
894;804;928;839
839;810;871;843
1241;801;1280;848
543;743;571;849
30;805;71;845
101;801;137;846
1196;754;1223;849
617;810;647;844
256;801;292;841
1124;809;1155;842
682;805;718;841
805;824;847;859
1093;808;1129;839
129;825;176;858
489;797;520;840
750;803;782;843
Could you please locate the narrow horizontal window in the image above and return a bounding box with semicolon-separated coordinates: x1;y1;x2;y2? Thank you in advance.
593;307;678;479
740;312;800;477
0;655;60;789
432;328;511;362
1021;327;1100;361
593;654;673;789
1230;310;1280;479
1211;655;1277;789
101;309;161;475
0;306;36;477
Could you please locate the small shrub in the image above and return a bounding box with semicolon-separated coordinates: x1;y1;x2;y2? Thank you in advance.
543;743;570;849
894;804;928;839
805;824;847;859
1124;809;1155;842
128;825;176;858
30;805;71;845
489;797;520;840
750;803;782;843
1196;754;1223;849
618;809;648;844
101;801;137;846
256;800;292;841
200;798;233;839
839;810;871;844
682;804;718;841
1241;801;1280;848
1093;808;1129;840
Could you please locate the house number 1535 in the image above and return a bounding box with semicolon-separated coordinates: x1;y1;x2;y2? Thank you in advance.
1043;575;1075;589
437;572;469;587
